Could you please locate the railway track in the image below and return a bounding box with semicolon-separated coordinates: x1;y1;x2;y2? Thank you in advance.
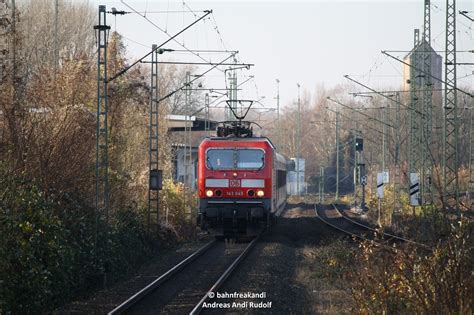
315;204;373;242
315;204;431;250
108;236;259;315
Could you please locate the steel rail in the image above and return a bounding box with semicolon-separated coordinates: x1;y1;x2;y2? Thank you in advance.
189;235;260;315
332;204;432;251
108;240;217;315
314;204;367;241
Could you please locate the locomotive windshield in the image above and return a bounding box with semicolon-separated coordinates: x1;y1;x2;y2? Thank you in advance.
206;149;264;170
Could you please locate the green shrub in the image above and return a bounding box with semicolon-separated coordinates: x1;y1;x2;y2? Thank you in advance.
0;174;157;313
0;180;75;313
160;180;197;238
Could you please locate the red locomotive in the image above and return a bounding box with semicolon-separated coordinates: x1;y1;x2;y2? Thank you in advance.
197;121;290;236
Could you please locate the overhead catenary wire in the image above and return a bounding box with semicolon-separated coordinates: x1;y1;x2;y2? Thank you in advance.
382;51;474;98
105;8;212;83
158;53;236;103
120;0;229;74
344;75;427;117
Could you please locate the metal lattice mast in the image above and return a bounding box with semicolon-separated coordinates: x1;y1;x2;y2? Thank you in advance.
394;92;402;213
184;71;192;188
422;0;433;204
148;44;159;227
205;93;210;136
94;5;110;226
183;71;192;218
443;0;459;213
409;28;422;205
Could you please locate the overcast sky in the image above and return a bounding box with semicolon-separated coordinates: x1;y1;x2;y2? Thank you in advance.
91;0;473;109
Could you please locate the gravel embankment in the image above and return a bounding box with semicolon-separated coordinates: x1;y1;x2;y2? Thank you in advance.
203;202;355;314
58;202;357;314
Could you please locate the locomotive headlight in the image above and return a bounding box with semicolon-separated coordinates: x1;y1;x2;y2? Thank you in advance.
206;190;214;197
256;190;265;197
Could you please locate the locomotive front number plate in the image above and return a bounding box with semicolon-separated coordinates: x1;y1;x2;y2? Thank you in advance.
226;191;243;197
229;179;241;187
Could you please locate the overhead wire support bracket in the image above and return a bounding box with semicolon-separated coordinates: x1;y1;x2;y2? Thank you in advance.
106;9;212;83
140;61;254;67
157;53;236;104
344;75;426;118
459;10;473;22
325;106;388;137
208;75;255;107
327;96;394;129
382;51;474;98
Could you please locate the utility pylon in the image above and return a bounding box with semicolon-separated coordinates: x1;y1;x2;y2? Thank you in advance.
421;0;433;204
94;5;111;228
148;44;159;227
443;0;459;214
409;28;422;207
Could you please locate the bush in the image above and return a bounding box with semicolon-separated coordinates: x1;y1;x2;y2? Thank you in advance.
350;222;474;314
160;180;197;239
0;178;75;313
0;173;157;313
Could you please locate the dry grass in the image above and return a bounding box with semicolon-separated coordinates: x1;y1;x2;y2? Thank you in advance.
350;222;474;314
296;241;356;314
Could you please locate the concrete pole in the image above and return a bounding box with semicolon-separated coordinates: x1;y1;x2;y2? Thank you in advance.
382;105;386;172
353;133;358;206
321;166;325;203
336;110;340;201
276;79;280;144
296;83;301;196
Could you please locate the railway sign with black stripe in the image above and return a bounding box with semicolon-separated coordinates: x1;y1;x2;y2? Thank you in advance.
377;173;384;199
409;173;420;206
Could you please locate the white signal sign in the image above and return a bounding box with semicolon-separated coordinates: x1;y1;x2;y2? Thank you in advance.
377;173;384;199
410;173;420;206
